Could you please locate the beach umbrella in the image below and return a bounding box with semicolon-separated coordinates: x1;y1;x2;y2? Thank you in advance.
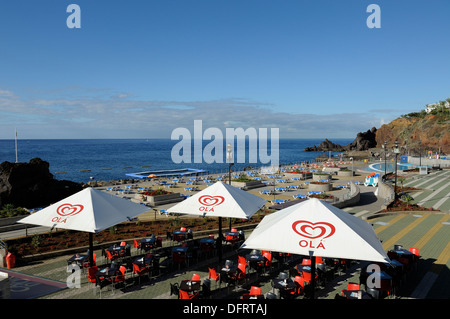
17;187;150;266
166;181;267;261
240;198;389;298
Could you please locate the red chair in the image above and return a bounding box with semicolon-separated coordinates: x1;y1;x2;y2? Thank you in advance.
301;269;318;284
112;266;126;291
238;256;248;267
133;239;141;253
179;289;199;299
106;250;118;263
133;263;149;284
120;241;127;247
208;234;215;239
316;256;324;264
249;286;261;295
262;251;272;273
83;253;96;268
88;266;99;284
180;227;186;232
208;267;221;288
302;258;311;265
410;247;420;263
192;273;200;281
294;276;305;296
347;282;360;291
231;228;237;232
156;237;162;248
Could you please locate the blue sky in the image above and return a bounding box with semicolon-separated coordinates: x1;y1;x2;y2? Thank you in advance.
0;0;449;139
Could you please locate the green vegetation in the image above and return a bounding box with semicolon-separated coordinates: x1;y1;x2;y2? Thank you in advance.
232;174;253;182
401;98;450;119
0;204;28;218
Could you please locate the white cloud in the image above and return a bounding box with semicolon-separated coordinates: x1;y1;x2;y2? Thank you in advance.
0;87;397;139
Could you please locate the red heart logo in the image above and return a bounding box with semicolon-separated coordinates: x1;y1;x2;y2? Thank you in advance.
57;203;84;217
198;195;225;207
292;220;335;239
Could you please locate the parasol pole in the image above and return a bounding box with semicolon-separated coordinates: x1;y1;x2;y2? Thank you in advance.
309;251;316;299
89;233;94;267
218;217;223;262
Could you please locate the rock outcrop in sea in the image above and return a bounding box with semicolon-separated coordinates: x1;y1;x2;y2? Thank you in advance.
0;158;83;209
304;127;377;152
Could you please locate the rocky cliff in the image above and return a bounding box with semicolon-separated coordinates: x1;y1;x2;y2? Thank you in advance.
375;113;450;154
0;158;83;209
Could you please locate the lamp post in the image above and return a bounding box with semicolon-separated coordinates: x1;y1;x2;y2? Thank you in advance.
419;140;422;167
226;143;234;231
382;141;387;179
393;141;400;200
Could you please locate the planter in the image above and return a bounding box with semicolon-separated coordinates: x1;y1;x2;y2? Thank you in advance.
313;173;331;181
322;166;347;173
136;193;184;206
337;170;354;177
284;172;312;180
231;180;265;190
309;182;332;192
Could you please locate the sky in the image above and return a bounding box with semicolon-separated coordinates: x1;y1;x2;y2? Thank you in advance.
0;0;449;140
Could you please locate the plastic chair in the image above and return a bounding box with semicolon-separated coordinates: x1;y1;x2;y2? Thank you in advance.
180;227;186;232
106;250;118;263
192;273;201;281
120;241;126;247
409;247;420;266
347;282;360;291
133;263;149;284
294;276;305;296
170;282;179;298
179;289;199;299
249;286;261;295
133;239;141;254
83;253;96;268
238;255;248;267
88;266;98;284
208;267;221;289
156;237;162;248
112;266;126;292
302;258;311;265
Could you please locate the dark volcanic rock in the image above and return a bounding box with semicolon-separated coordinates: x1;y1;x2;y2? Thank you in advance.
347;127;377;151
304;139;346;152
0;158;83;209
304;127;378;152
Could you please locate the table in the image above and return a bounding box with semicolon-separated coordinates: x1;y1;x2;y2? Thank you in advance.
67;253;89;268
294;264;311;274
199;238;215;253
133;255;153;267
272;278;296;292
341;290;371;299
95;266;118;288
141;237;156;251
225;232;239;244
179;279;201;293
173;231;186;242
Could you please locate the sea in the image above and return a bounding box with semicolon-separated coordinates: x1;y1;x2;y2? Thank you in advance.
0;138;353;184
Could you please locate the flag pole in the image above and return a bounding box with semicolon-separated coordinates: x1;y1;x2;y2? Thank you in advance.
15;128;18;163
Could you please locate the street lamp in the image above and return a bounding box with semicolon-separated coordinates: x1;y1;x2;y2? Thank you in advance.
419;140;422;167
226;143;234;231
382;140;387;179
393;141;400;200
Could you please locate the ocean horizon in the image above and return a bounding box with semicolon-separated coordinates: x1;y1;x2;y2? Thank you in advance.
0;138;354;183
